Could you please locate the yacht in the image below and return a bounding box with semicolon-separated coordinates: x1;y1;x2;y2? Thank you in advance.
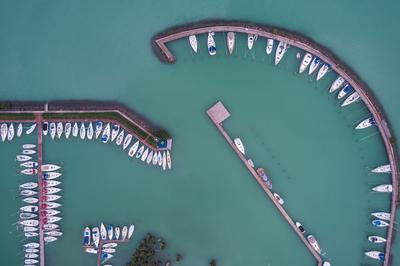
188;35;198;53
43;187;62;194
121;226;128;240
128;224;135;239
87;122;94;140
266;39;274;55
20;220;39;227
79;123;86;139
371;164;391;173
49;122;56;139
20;190;37;197
101;123;111;143
337;84;354;99
295;222;305;234
299;53;313;74
22;143;36;149
307;235;321;254
56;122;63;139
25;259;39;265
22;197;38;204
152;151;158;165
45;231;62;237
116;130;124;146
22;149;36;155
341;92;360;107
20;182;38;189
20;161;38;168
234;138;245;155
42;122;48;136
72;122;78;137
92;227;100;247
146;150;154;164
21;168;38;175
128;140;139;157
273;193;284;205
0;123;7;141
372;219;389;227
42;164;61;172
365;251;384;262
368;235;387;243
7;123;14;141
372;184;392;193
44;236;57;243
247;34;258;50
329;76;345;93
371;212;390;221
158;151;163;166
114;227;120;240
44;180;61;187
43;172;62;180
107;225;114;240
256;168;272;189
135;145;145;159
24;243;40;249
43;223;59;230
111;124;120;142
275;41;289;65
227;32;235;54
103;242;118;248
166;151;172;169
17;155;32;162
65;122;71;139
207;32;216;56
141;148;149;161
162;152;167;170
308;57;321;75
26;124;37;135
123;134;132;150
100;223;107;240
355;117;375;130
43;194;61;202
316;64;330;80
95;121;103;139
25;248;39;253
17;123;23;137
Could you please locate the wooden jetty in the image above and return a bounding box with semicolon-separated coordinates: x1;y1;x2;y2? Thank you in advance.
156;21;398;265
207;101;323;266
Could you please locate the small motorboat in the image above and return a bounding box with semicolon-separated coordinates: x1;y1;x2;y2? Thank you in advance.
65;122;71;139
256;168;273;189
372;219;389;227
371;164;391;174
102;248;116;253
114;227;120;240
128;224;135;239
116;130;124;146
41;164;61;172
49;122;56;140
24;242;40;249
87;122;94;140
308;57;321;75
42;202;62;209
20;161;38;168
295;222;305;234
25;253;39;259
299;53;313;74
341;92;360;107
152;151;158;165
307;235;321;254
372;184;392;193
207;32;216;56
100;223;107;240
337;84;354;99
22;149;36;155
21;168;38;175
135;145;145;159
22;144;36;149
266;39;274;55
43;223;59;230
111;124;120;142
123;134;132;150
128;140;139;157
43;194;61;202
45;231;63;237
72;122;79;137
275;41;289;65
7;123;15;141
43;172;62;180
103;243;118;248
85;247;98;254
26;124;37;135
17;155;32;162
20;190;37;197
79;123;86;140
44;236;57;243
23;226;38;232
247;34;258;50
25;259;39;265
20;220;39;227
368;235;387;243
20;182;38;190
188;35;198;53
329;76;345;93
43;187;62;194
355;117;375;130
121;226;128;240
234;138;245;155
227;32;235;54
17;123;23;137
162;151;167;171
101;123;111;143
273;193;284;205
25;248;39;253
316;64;330;80
141;148;149;161
41;209;60;216
56;122;63;139
107;224;114;240
44;180;61;187
95;121;103;139
45;216;62;223
371;212;391;221
23;197;38;204
146;150;154;164
166;151;172;169
157;152;162;167
20;213;37;220
92;227;100;247
365;251;384;262
25;232;38;238
0;123;7;141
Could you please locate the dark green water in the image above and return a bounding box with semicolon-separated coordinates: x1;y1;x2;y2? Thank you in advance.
0;1;399;266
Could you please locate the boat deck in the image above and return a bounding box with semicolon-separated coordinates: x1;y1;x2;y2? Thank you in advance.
207;101;323;266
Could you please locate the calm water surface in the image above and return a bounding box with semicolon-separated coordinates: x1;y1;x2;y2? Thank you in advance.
0;1;399;266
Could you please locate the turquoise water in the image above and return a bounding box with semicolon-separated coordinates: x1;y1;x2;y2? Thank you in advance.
0;1;399;265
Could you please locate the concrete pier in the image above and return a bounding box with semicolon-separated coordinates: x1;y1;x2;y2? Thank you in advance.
207;101;323;266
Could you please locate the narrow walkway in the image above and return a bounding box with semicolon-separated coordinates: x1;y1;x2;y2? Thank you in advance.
207;101;323;266
35;113;45;266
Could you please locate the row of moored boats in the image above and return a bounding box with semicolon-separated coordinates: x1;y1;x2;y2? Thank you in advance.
1;123;36;142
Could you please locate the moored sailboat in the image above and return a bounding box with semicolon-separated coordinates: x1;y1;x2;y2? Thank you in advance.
266;39;274;55
188;35;198;53
341;92;360;107
275;41;289;65
207;32;216;56
299;53;313;74
371;164;391;173
329;76;345;93
355;117;375;130
227;32;235;54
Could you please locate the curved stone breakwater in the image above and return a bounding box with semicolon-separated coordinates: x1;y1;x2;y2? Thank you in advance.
154;20;398;266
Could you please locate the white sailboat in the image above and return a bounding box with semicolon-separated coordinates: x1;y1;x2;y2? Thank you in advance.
365;251;384;262
49;122;56;140
17;155;32;162
371;164;391;173
371;212;391;221
87;122;94;140
152;151;158;165
158;152;162;166
329;76;345;93
7;123;14;141
123;134;132;150
227;32;235;54
368;236;387;244
20;161;38;168
79;123;86;139
116;130;124;146
299;53;313;74
308;57;321;75
234;138;245;155
65;122;71;139
162;151;167;171
355;117;375;130
275;41;289;65
22;149;36;155
20;182;38;189
247;34;257;50
26;124;36;135
114;227;120;240
100;223;107;240
188;35;198;53
135;145;145;159
0;123;7;141
307;235;321;254
111;124;120;142
95;121;103;139
44;180;61;187
42;164;61;172
20;190;37;197
72;122;78;137
207;32;216;56
21;168;38;175
341;92;360;107
56;122;63;139
128;224;135;239
43;187;62;194
43;172;62;180
146;150;154;164
166;150;172;169
107;225;114;240
17;123;23;137
22;143;36;149
128;140;139;157
141;148;149;161
372;184;392;193
266;39;274;55
337;84;354;99
121;226;128;240
316;64;330;80
101;123;111;143
92;227;100;247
